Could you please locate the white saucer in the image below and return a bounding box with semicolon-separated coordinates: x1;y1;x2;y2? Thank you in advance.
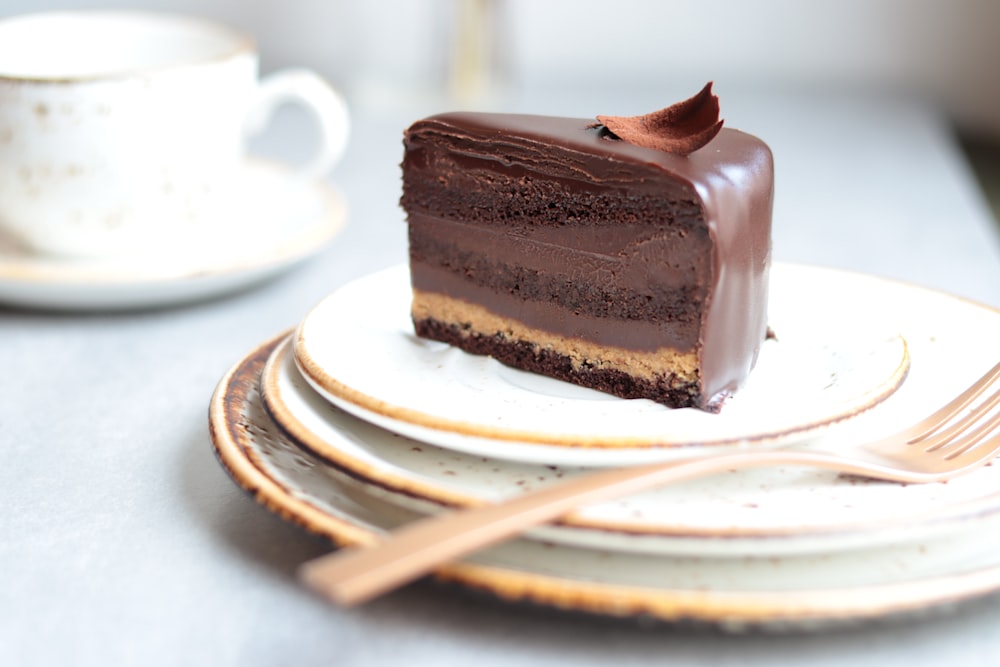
0;160;347;310
211;334;1000;630
263;336;1000;557
293;263;912;466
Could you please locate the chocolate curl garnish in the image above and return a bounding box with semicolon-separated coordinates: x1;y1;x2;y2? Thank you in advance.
596;82;723;156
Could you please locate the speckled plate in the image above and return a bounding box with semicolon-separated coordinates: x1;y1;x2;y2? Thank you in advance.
263;336;1000;558
211;334;1000;630
293;263;911;466
0;160;346;310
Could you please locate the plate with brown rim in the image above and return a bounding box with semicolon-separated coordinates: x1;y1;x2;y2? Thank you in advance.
292;263;914;466
211;333;1000;630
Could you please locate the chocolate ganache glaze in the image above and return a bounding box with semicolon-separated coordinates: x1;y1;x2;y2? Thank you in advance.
402;106;773;410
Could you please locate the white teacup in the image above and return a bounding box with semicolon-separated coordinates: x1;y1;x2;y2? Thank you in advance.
0;10;350;258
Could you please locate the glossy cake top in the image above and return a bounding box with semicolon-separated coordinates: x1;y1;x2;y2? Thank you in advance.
406;112;771;197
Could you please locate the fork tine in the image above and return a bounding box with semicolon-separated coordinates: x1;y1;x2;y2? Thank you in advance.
942;431;1000;466
935;397;1000;460
908;360;1000;445
926;386;1000;454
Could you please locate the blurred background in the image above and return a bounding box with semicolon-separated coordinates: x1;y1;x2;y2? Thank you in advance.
2;0;999;227
3;1;995;126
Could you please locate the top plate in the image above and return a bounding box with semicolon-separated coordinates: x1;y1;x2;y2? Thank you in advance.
293;263;910;466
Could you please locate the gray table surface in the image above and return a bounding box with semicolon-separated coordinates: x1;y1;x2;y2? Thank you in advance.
3;88;1000;666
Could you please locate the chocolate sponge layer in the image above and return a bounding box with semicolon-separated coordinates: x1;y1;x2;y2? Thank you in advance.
414;316;702;408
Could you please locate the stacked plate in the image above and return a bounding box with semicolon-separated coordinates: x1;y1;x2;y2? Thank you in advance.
210;262;1000;631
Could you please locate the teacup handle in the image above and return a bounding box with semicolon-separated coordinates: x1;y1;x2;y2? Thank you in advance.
245;68;350;179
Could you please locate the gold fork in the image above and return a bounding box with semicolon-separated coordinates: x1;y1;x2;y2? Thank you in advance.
300;359;1000;607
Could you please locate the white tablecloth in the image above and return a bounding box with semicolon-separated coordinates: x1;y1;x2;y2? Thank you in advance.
2;89;999;666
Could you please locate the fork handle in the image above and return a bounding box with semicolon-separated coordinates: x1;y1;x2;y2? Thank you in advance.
298;449;843;606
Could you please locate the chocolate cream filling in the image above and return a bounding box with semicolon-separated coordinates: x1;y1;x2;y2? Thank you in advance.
408;215;709;351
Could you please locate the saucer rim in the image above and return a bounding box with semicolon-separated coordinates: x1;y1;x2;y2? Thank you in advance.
0;159;346;309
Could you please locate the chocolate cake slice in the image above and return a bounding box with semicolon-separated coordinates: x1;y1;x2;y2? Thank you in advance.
401;89;773;411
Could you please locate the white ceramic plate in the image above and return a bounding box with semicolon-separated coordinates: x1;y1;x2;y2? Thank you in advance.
212;335;1000;630
0;160;347;310
293;263;911;466
263;336;1000;557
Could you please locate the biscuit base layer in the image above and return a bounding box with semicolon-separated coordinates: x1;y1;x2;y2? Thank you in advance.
412;290;702;408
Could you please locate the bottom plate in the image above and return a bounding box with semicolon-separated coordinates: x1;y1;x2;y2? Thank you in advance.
211;334;1000;631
